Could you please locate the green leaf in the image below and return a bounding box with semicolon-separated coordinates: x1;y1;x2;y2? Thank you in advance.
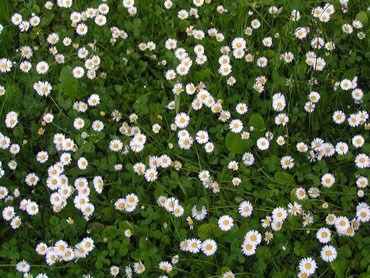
260;50;275;59
288;0;305;10
225;132;249;154
263;155;280;172
175;94;180;114
197;223;222;240
274;172;294;185
49;216;59;226
103;225;118;239
101;207;115;221
356;11;368;26
339;245;352;258
249;113;265;131
6;85;23;111
342;68;358;80
331;258;348;278
59;66;78;101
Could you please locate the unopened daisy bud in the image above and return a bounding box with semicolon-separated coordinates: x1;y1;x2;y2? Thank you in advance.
172;255;179;264
13;189;20;198
322;202;329;209
38;128;44;135
163;222;168;228
103;237;108;242
357;190;364;198
41;121;46;126
100;111;105;116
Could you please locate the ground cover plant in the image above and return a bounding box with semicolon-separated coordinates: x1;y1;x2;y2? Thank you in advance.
0;0;369;277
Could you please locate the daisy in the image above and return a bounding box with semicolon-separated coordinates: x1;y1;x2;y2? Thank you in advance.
36;151;49;163
296;187;306;200
219;64;232;76
109;139;123;152
316;227;331;244
133;261;145;274
321;173;335;188
251;19;261;29
264;231;273;244
356;176;368;188
73;66;85;78
16;260;30;273
201;239;217;256
335;142;348;155
187;238;201;253
326;214;336;225
272;207;287;222
238;201;253;217
299;257;317;276
256;137;269;150
321;245;337;262
288;202;302;216
3;206;15;221
73;118;85;130
196;130;209;144
236;103;248;114
281;156;294;169
241;241;257;256
192;205;207;221
159;261;173;273
355;154;369;169
232;177;241;186
244;230;262;245
144;168;158;182
340;79;352;90
175;113;190;128
218;215;234;231
26;201;39;215
356;206;370;222
352;135;365;148
335;216;350;232
76;23;88;36
0;58;12;73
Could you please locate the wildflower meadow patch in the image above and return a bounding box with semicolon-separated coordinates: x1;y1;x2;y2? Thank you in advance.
0;0;369;277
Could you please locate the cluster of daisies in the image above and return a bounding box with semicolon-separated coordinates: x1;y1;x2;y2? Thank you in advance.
157;196;185;217
109;257;179;278
114;193;139;213
13;237;95;278
0;0;368;277
10;12;41;33
15;260;48;278
35;237;95;265
131;154;184;183
180;238;218;256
